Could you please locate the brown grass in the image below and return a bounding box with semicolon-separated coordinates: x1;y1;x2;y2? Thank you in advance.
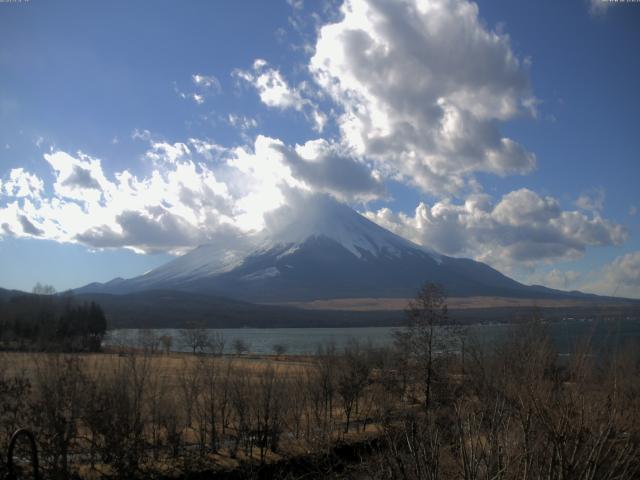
272;295;634;311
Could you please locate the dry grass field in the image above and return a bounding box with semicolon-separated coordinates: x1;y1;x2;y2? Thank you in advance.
275;296;635;311
0;347;391;479
2;319;640;479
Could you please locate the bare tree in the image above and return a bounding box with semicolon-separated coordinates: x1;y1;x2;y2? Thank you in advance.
158;334;173;355
30;354;87;478
232;338;250;356
254;366;286;462
205;331;225;356
0;359;31;467
229;367;253;458
137;328;159;354
198;355;221;452
395;282;448;411
90;353;152;478
179;324;210;355
272;343;288;356
32;283;56;295
306;342;338;444
337;340;371;433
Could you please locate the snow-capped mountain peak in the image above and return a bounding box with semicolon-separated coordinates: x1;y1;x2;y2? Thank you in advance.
259;195;440;261
77;195;576;303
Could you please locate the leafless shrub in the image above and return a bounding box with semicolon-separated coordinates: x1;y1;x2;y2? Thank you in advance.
337;340;371;434
88;354;152;478
232;338;250;356
30;354;87;478
179;323;212;355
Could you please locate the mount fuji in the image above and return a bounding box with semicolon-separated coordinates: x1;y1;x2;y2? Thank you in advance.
76;196;599;303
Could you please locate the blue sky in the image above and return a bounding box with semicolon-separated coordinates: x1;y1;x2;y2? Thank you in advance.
0;0;638;297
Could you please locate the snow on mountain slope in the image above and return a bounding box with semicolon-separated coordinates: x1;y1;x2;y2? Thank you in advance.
134;242;250;285
75;196;596;302
255;195;442;262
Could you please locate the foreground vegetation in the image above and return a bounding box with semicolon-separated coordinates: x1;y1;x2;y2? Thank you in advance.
1;286;639;479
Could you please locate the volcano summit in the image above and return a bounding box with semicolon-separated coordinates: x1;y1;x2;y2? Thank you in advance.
77;196;602;304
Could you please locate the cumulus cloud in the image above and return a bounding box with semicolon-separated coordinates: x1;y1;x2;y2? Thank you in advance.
193;134;382;231
310;0;536;194
581;251;640;299
44;151;110;204
144;141;191;165
575;187;605;212
187;138;227;162
0;0;631;279
18;214;44;236
62;165;102;190
273;138;384;201
234;59;306;110
364;188;627;272
2;168;44;198
75;209;224;254
0;129;384;254
0;144;243;254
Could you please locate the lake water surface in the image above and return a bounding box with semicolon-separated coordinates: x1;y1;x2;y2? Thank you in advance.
104;319;640;355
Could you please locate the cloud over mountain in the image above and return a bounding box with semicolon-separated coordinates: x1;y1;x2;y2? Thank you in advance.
0;0;635;298
310;0;537;195
364;188;627;271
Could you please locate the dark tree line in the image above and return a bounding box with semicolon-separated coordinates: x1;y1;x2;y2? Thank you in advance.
0;288;107;351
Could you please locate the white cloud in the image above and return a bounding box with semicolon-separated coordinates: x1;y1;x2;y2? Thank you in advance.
44;151;110;203
174;73;222;105
234;59;307;110
192;73;222;93
18;214;44;236
1;131;380;252
588;0;611;15
225;135;304;230
228;114;259;131
310;0;536;195
227;135;384;223
0;0;631;275
527;268;582;291
144;141;191;165
275;138;384;201
581;251;640;299
233;60;328;132
364;188;627;272
576;187;605;212
187;138;227;161
311;109;328;132
0;145;242;254
629;205;637;216
2;168;44;198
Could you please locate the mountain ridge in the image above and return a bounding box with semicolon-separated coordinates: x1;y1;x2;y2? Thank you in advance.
74;197;624;303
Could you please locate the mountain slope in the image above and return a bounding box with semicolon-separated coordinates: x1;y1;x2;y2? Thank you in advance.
75;197;606;303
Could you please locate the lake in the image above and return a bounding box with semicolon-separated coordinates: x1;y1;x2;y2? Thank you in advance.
104;319;640;355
